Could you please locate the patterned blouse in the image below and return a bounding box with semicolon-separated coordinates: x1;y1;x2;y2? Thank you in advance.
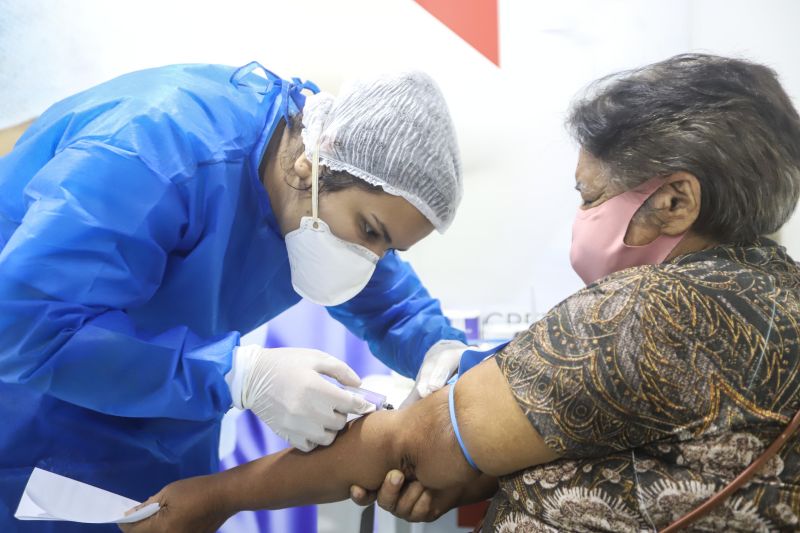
484;241;800;532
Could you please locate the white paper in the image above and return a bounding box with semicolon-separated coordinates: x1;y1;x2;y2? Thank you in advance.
15;468;160;524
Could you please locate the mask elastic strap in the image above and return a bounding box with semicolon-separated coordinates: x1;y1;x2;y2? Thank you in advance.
311;144;320;223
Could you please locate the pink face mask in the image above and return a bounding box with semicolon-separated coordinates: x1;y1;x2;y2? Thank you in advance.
570;177;685;285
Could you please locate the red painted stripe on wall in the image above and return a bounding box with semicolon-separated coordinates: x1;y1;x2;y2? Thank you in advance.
413;0;499;66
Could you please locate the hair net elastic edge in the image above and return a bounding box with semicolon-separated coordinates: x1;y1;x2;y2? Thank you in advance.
320;155;450;233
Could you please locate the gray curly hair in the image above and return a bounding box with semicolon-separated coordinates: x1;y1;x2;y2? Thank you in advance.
567;53;800;243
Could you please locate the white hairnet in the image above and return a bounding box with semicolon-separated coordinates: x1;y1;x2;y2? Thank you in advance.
301;71;463;232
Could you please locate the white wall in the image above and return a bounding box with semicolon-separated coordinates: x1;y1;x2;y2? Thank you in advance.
689;0;800;273
1;0;797;322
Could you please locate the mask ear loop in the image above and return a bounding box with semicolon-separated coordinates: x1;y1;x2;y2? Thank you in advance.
311;143;320;229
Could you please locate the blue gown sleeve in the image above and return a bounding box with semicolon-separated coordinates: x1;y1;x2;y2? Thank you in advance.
327;250;466;378
0;141;237;421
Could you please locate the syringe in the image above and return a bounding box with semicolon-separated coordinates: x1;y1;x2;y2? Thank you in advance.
324;376;394;411
339;384;394;411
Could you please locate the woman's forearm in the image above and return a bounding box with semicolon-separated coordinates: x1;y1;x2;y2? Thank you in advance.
216;409;403;512
121;381;505;532
212;384;480;514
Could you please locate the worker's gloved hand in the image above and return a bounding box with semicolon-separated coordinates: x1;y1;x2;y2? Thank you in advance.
400;340;468;408
227;345;373;452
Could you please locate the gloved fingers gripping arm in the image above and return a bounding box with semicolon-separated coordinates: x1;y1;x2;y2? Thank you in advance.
310;352;362;387
401;339;468;408
227;346;373;451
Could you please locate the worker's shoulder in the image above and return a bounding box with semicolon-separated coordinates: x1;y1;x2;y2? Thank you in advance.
111;63;245;106
37;64;242;119
23;64;268;172
105;63;267;149
85;63;263;129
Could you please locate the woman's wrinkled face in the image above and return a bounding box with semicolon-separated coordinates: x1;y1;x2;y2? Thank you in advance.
574;149;623;210
574;149;661;246
572;149;706;249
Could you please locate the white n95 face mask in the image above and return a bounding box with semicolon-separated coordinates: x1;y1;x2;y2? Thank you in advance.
285;146;379;306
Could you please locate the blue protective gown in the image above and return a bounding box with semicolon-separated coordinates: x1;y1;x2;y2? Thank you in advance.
0;62;465;532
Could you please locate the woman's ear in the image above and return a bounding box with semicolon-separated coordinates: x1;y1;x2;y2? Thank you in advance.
650;172;702;236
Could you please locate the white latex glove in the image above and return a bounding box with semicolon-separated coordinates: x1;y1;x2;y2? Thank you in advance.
400;340;468;408
226;345;373;452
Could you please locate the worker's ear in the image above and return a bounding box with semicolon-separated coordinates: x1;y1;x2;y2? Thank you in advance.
292;153;313;190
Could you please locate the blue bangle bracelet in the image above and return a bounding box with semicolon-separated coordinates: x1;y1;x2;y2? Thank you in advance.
448;381;479;471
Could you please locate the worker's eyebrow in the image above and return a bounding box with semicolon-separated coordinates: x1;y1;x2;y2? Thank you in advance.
371;213;409;252
371;214;392;245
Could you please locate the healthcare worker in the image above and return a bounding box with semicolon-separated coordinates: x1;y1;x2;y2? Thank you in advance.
0;62;468;532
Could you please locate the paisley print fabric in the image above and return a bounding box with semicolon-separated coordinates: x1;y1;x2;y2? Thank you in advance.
485;241;800;531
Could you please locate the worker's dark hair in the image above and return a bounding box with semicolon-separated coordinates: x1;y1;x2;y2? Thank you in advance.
288;112;384;195
567;53;800;243
318;168;384;195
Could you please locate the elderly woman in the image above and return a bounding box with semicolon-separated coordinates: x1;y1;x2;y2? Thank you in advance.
122;54;800;533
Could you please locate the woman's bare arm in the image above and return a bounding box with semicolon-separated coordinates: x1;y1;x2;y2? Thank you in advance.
121;359;558;532
215;385;478;513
